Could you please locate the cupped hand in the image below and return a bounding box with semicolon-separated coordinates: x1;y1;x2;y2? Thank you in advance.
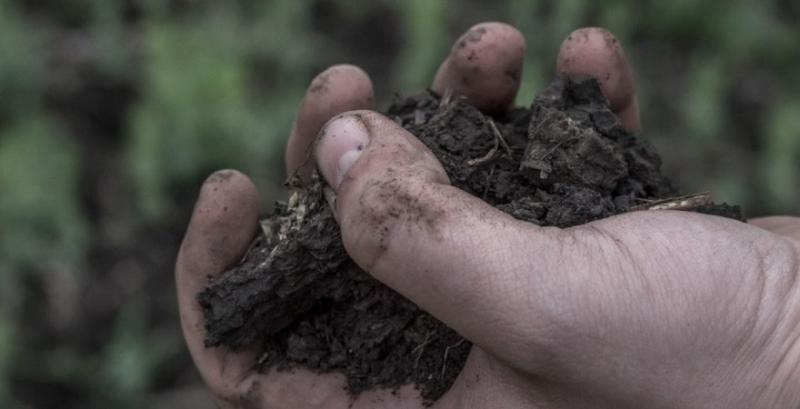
176;24;800;408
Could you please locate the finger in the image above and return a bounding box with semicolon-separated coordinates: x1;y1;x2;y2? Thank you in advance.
749;216;800;242
556;27;640;132
431;22;525;114
175;170;260;398
314;111;567;357
285;64;374;180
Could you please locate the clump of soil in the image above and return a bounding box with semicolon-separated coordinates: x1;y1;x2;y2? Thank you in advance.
198;76;742;403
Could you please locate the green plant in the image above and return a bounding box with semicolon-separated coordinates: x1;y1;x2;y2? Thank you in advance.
762;97;800;213
0;0;44;119
0;116;88;307
395;0;448;90
129;2;318;221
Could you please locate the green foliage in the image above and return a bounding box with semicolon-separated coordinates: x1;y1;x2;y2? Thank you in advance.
762;97;800;212
129;2;316;220
0;316;12;408
0;0;44;118
506;0;547;105
88;0;132;77
0;114;88;407
395;0;448;90
684;56;726;144
99;307;169;408
129;15;261;219
0;117;89;305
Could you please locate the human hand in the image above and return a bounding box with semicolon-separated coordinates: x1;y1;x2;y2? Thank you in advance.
177;24;800;408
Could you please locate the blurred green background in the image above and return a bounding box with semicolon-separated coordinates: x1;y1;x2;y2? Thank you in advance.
0;0;798;407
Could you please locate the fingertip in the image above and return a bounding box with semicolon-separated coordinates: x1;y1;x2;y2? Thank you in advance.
556;27;639;131
432;22;526;114
177;169;260;300
286;65;375;180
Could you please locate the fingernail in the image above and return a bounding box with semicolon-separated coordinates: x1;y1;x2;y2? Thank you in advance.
315;114;370;189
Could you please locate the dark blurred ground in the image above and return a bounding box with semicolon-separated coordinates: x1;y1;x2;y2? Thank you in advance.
0;0;798;408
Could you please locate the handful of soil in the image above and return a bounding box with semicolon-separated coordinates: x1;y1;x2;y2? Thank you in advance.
198;76;742;403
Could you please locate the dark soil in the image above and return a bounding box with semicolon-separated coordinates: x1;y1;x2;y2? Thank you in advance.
198;76;743;403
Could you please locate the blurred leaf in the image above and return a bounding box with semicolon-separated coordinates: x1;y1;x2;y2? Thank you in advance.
598;0;635;40
646;0;725;41
506;0;545;105
395;0;447;90
714;177;747;211
89;0;131;76
0;116;89;306
248;0;315;73
551;0;585;41
762;97;800;213
684;56;726;143
0;315;13;407
128;13;280;220
0;0;44;118
100;308;158;406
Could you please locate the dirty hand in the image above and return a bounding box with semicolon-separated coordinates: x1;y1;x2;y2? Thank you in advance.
176;24;800;408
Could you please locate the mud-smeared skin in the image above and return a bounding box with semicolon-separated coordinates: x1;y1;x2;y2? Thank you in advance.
199;77;743;404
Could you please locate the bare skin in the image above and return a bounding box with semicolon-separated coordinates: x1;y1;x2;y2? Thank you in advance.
176;24;800;408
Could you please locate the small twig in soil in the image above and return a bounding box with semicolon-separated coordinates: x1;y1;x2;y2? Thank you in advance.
412;331;436;370
466;118;514;167
488;119;513;158
630;192;712;212
240;234;261;264
438;88;454;111
414;109;426;126
465;134;500;167
520;138;568;179
539;139;567;161
521;114;566;175
440;339;466;380
257;350;270;366
482;165;495;200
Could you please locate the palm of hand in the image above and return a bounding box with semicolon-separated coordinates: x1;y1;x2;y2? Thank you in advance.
176;24;800;408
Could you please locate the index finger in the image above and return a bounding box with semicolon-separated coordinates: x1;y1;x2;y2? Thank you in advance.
285;65;374;181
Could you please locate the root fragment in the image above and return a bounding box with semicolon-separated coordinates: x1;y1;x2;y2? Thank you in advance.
440;339;466;380
466;118;512;166
631;192;712;212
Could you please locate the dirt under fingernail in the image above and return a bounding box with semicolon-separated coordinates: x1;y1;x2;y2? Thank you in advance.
197;76;743;405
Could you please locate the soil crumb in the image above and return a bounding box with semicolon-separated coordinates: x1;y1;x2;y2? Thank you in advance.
198;76;743;404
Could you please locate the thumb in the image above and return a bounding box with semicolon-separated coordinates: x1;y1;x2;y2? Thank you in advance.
314;111;568;354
